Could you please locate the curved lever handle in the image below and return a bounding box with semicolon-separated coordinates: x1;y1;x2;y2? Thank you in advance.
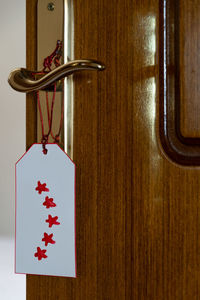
8;59;105;93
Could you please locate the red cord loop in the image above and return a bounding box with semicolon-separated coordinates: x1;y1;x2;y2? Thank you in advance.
41;135;48;155
43;40;62;72
37;40;64;155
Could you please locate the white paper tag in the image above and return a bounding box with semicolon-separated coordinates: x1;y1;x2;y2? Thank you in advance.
15;144;76;277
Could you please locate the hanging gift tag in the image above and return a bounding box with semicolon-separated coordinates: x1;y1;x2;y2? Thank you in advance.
15;143;76;278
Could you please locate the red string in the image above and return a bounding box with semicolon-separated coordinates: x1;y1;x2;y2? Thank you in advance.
37;40;64;155
37;83;57;154
43;40;62;72
45;80;64;143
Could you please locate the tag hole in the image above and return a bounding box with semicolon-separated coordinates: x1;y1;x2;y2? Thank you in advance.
43;149;48;155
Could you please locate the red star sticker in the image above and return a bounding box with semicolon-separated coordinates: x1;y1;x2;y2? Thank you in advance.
43;196;56;209
46;214;60;228
35;181;49;194
42;232;56;246
34;247;47;261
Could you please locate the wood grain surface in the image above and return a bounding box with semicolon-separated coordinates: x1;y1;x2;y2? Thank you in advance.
26;0;200;299
179;0;200;137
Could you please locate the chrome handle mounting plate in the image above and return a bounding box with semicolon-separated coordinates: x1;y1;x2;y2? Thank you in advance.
37;0;73;155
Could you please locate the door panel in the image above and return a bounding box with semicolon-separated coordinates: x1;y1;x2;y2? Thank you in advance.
179;0;200;137
160;0;200;165
26;0;200;299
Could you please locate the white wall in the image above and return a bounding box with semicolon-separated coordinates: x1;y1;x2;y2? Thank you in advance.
0;1;26;299
0;0;26;236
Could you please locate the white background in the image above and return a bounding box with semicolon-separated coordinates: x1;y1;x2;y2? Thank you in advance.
0;0;26;299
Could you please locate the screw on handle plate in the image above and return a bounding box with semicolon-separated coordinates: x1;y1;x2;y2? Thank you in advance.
47;2;55;11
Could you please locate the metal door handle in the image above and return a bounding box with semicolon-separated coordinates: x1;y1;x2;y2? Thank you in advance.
8;59;105;93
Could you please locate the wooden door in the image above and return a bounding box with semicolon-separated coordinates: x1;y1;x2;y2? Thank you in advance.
26;0;200;299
